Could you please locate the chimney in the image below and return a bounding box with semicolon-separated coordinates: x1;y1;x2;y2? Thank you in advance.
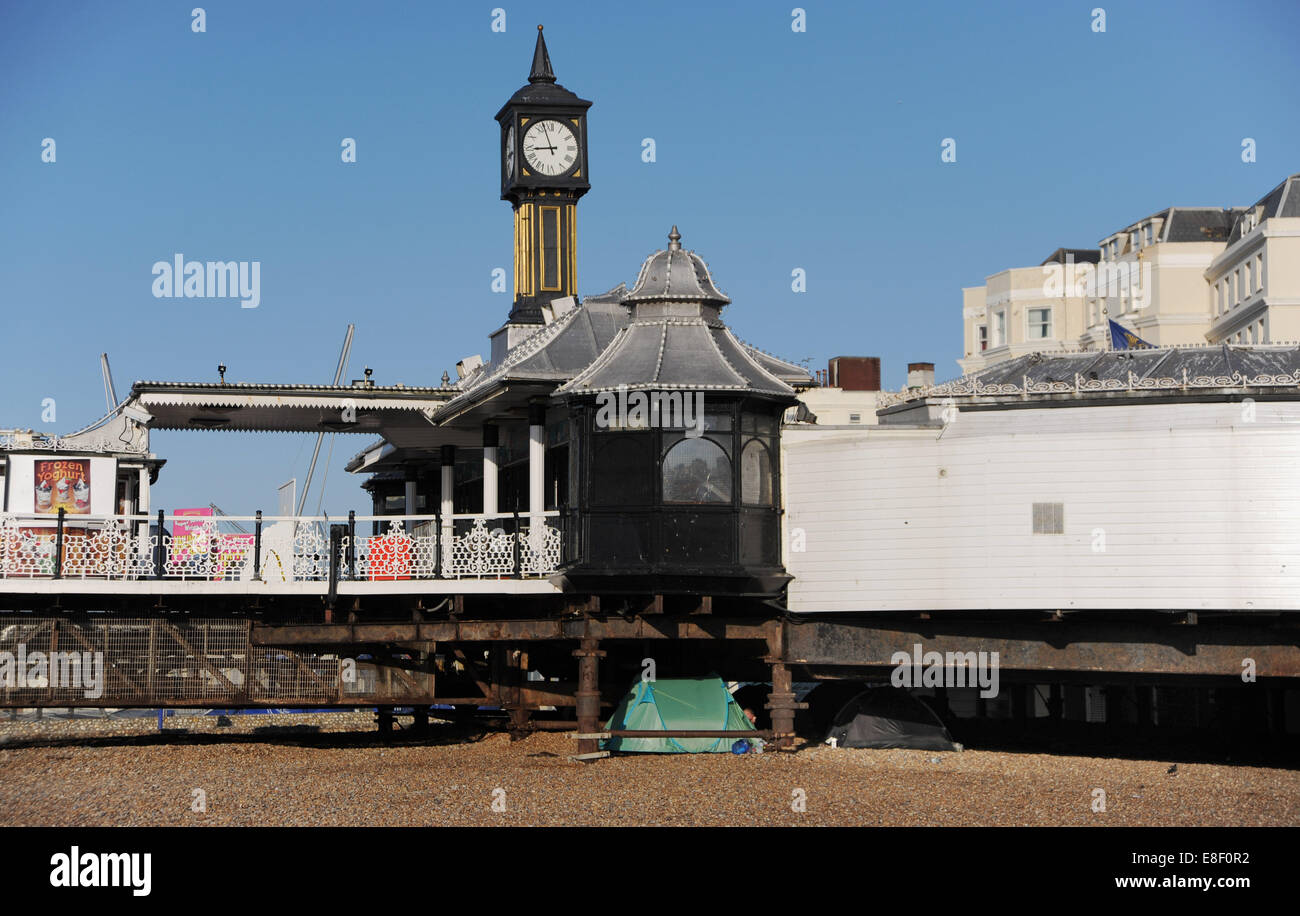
906;362;935;390
827;356;881;392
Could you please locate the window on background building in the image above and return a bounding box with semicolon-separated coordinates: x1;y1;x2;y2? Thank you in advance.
1130;230;1139;251
1028;307;1052;339
1144;224;1153;245
1256;254;1264;293
1215;282;1223;315
977;325;988;351
848;413;861;424
993;310;1006;346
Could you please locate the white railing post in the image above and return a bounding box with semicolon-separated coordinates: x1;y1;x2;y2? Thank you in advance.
440;445;455;576
482;424;499;517
528;403;545;550
404;468;418;535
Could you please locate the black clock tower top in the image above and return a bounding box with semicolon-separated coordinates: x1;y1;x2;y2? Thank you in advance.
495;26;591;118
529;24;555;82
496;26;592;325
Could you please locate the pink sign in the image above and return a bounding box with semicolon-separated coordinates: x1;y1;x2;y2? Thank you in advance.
171;508;214;562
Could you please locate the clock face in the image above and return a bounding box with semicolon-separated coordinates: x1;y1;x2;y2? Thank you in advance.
522;119;578;177
504;125;515;179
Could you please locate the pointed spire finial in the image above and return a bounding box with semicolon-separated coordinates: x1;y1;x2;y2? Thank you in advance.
668;225;682;251
529;24;556;83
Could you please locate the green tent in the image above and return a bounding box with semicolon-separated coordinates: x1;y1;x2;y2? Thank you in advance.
601;676;755;753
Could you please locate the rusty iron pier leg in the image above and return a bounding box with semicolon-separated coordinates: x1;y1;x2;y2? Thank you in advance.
505;644;532;738
1013;683;1029;730
1267;688;1286;736
933;685;951;721
767;663;797;749
765;621;799;749
573;637;603;757
1136;685;1153;728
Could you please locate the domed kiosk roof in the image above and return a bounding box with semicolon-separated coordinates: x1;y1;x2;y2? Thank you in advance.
623;226;731;307
556;228;803;398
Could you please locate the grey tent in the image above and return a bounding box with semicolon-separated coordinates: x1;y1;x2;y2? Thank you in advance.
826;687;958;751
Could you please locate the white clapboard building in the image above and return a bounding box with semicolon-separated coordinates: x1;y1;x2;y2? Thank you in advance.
783;345;1300;614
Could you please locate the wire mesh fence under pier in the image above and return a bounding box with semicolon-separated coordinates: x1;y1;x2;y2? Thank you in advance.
0;618;421;708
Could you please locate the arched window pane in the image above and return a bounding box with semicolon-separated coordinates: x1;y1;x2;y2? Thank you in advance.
592;435;651;506
741;439;773;505
662;437;732;504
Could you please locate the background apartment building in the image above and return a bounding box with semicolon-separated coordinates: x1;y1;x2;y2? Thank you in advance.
959;249;1097;375
1206;175;1300;345
961;173;1300;372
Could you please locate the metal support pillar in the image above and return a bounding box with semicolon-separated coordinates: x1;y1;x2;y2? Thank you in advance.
1136;685;1154;727
505;645;531;736
764;622;799;749
1267;688;1286;736
1013;683;1029;728
573;637;604;756
932;685;951;721
412;707;429;735
767;663;797;749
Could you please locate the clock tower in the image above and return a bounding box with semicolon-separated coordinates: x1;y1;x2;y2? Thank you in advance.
495;26;592;326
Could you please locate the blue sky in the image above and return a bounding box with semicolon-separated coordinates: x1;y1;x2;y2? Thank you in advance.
2;0;1298;516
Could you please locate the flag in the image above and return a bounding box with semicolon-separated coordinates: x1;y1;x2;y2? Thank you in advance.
1109;319;1153;350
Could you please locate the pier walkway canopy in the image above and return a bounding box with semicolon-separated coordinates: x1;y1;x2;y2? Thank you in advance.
602;676;755;754
124;379;477;453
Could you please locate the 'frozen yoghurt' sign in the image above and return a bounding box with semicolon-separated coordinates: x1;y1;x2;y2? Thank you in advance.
34;459;91;515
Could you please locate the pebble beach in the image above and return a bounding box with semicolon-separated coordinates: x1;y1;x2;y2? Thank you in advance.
0;711;1295;827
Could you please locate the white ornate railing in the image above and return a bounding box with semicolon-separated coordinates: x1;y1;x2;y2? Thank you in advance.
0;511;563;584
876;368;1300;409
0;432;149;455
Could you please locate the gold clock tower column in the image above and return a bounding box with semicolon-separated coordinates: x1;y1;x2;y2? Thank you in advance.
496;26;592;326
